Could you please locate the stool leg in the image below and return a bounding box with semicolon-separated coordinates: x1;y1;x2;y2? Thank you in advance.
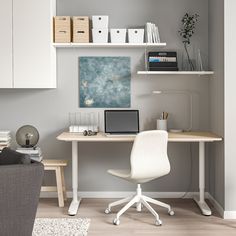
61;167;67;201
55;167;64;207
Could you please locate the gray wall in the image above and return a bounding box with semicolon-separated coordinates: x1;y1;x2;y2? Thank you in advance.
0;0;210;192
208;0;225;208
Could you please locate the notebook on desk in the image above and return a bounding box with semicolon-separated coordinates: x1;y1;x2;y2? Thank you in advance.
104;110;139;137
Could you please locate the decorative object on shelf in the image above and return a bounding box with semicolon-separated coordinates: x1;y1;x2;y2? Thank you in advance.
92;15;109;43
54;16;71;43
179;13;199;71
92;28;109;43
16;125;42;162
72;16;89;43
148;51;178;71
92;15;109;28
16;125;39;148
145;22;160;43
128;29;144;43
196;48;204;71
110;29;127;43
153;90;193;132
69;111;100;133
79;57;131;108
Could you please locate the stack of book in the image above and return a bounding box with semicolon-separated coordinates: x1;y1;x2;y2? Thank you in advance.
16;146;43;162
146;22;161;43
0;131;11;152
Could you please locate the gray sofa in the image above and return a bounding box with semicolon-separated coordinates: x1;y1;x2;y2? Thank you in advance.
0;148;44;236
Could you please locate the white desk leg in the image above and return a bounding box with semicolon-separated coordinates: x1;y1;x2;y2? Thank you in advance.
68;141;81;216
193;141;212;216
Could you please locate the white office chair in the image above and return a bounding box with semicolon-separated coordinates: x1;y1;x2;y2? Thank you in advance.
105;130;174;226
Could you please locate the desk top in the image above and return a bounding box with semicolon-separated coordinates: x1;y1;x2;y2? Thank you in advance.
57;131;222;143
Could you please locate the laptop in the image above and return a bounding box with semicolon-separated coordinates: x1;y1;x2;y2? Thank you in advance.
104;110;139;136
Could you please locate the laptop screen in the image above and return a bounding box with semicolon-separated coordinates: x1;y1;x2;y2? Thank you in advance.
105;110;139;134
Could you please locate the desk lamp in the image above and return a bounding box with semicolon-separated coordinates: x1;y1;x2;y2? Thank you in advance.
153;90;193;132
16;125;39;148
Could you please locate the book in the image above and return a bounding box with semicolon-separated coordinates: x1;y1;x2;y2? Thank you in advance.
16;147;42;156
16;146;43;162
0;137;11;142
145;22;161;43
156;26;160;43
16;148;42;155
0;131;10;135
31;155;43;162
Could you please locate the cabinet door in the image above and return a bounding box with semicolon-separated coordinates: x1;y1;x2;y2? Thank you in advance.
0;0;13;88
13;0;56;88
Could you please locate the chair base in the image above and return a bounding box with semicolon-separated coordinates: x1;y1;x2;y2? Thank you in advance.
105;184;174;226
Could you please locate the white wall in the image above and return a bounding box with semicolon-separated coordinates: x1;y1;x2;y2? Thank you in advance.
224;0;236;212
0;0;210;193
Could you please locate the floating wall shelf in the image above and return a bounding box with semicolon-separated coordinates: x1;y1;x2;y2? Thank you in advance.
53;42;167;48
137;71;214;76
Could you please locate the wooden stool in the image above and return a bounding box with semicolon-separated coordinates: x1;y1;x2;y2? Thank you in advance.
41;159;68;207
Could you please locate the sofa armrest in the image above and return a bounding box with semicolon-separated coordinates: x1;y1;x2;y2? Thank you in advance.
0;162;44;236
0;147;31;165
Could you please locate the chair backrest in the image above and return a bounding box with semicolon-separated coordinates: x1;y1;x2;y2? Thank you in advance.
130;130;170;180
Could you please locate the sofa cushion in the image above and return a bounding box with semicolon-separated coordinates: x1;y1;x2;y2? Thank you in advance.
0;147;31;165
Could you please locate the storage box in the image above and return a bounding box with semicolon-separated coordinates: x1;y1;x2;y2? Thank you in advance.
92;28;108;43
73;16;89;43
54;16;71;43
92;15;109;28
148;52;178;71
128;29;144;43
110;29;126;43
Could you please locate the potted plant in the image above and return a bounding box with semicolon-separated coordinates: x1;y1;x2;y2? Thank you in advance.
179;13;199;71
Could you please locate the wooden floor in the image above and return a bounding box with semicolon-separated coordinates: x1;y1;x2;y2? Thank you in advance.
37;198;236;236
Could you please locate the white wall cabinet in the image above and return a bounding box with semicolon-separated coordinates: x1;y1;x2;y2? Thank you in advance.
0;0;13;88
0;0;56;89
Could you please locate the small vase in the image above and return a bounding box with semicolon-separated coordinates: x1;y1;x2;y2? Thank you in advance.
181;43;195;71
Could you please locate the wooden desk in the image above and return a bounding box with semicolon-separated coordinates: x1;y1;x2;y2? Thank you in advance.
57;131;222;216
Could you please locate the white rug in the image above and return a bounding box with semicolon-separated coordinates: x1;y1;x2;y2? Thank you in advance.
33;218;90;236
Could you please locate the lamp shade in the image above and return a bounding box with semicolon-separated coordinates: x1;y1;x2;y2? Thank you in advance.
16;125;39;148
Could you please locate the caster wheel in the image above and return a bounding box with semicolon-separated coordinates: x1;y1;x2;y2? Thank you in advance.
113;218;120;225
105;208;111;214
155;219;162;226
168;210;175;216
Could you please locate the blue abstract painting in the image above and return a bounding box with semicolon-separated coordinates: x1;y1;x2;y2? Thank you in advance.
79;57;131;108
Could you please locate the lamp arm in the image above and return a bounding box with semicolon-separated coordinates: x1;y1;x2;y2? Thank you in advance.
152;90;193;131
186;93;193;131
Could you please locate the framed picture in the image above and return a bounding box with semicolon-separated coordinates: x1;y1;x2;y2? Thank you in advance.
79;57;131;108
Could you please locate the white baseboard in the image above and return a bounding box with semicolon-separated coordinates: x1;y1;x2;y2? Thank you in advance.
207;193;236;219
207;193;224;218
40;191;236;219
223;211;236;219
40;191;196;199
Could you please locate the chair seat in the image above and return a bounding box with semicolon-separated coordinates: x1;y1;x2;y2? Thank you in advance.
108;169;156;183
108;169;131;178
